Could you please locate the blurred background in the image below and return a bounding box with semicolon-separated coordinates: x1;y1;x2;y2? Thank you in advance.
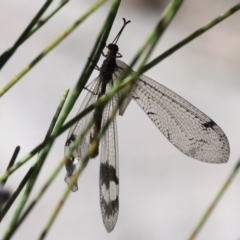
0;0;240;239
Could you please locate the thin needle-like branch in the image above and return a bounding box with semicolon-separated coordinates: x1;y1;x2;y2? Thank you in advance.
0;103;95;183
37;2;184;237
43;89;70;142
143;3;240;73
27;0;69;39
54;0;121;130
2;0;237;185
0;170;33;222
1;146;20;186
0;1;120;239
16;119;95;231
0;187;10;210
187;158;240;240
0;7;239;237
38;86;125;240
1;89;69;240
0;0;53;70
0;0;106;97
131;0;183;70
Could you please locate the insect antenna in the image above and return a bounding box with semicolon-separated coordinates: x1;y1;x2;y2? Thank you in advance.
112;18;131;44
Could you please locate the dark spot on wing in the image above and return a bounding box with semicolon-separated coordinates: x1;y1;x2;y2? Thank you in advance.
65;156;75;176
202;120;216;129
166;130;171;141
101;196;119;218
65;134;76;146
198;139;208;144
147;112;155;115
100;163;119;189
132;96;139;100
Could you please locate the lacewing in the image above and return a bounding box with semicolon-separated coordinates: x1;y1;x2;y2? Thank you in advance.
64;19;230;232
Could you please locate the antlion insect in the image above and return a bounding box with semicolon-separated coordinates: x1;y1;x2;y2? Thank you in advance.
64;18;230;232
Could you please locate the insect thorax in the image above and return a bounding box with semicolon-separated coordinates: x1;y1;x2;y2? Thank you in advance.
100;58;117;84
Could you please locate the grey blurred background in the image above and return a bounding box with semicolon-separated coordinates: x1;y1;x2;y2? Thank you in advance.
0;0;240;239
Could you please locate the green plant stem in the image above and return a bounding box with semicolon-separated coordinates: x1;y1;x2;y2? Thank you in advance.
43;88;70;141
0;102;95;183
36;2;121;237
17;118;96;231
1;0;231;183
0;2;236;175
0;169;33;222
36;1;183;237
0;0;239;203
0;1;238;238
37;161;87;240
54;0;121;131
0;10;172;183
0;0;120;240
0;0;68;71
1;89;69;240
103;0;183;109
188;158;240;240
143;3;240;73
37;128;95;239
38;89;123;240
0;74;133;184
0;0;106;97
0;0;53;70
140;0;182;66
1;146;20;186
27;0;69;38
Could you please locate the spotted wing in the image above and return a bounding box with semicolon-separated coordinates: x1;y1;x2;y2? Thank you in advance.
115;60;230;163
108;60;133;115
64;78;101;191
132;72;230;163
99;80;119;233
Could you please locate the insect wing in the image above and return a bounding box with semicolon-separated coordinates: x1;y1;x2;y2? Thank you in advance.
99;81;119;233
130;73;230;163
64;78;101;191
113;60;134;116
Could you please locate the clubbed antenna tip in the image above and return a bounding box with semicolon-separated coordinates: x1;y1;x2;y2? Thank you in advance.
112;18;131;44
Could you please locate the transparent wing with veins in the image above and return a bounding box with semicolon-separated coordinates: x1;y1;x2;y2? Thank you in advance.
99;80;119;233
65;76;120;232
64;56;229;232
116;59;230;163
64;78;101;191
